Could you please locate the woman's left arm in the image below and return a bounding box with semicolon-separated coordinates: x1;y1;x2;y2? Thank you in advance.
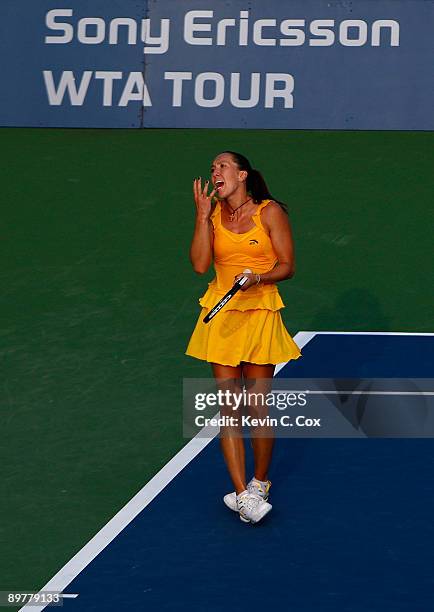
235;201;295;289
260;201;295;283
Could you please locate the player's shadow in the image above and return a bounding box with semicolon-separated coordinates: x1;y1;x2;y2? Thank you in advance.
308;287;390;433
223;289;427;493
308;288;429;437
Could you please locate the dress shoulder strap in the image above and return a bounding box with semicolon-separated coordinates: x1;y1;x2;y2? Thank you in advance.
252;199;271;231
209;200;221;228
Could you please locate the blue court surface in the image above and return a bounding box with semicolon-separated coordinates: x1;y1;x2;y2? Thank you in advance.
24;332;434;612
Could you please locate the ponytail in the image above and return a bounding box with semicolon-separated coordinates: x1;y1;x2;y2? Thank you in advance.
223;151;287;213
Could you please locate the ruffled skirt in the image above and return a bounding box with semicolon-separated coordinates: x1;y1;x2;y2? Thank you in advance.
186;299;302;367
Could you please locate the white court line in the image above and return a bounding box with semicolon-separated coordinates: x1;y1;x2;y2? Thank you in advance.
21;331;432;610
310;331;434;336
274;331;316;375
18;421;218;612
276;390;434;396
274;331;433;375
20;331;314;612
274;330;433;384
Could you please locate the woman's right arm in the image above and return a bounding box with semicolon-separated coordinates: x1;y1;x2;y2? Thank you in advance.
190;179;215;274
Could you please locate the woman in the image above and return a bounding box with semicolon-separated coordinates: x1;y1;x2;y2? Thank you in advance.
186;151;301;524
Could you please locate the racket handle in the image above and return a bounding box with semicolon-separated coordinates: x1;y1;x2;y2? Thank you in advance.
233;268;252;289
237;268;251;286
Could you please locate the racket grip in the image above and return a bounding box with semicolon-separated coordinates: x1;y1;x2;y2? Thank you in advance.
238;268;251;286
233;270;251;289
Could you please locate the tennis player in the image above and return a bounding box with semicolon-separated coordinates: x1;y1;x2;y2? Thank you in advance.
186;151;301;524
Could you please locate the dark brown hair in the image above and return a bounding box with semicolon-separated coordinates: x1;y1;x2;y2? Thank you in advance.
223;151;287;212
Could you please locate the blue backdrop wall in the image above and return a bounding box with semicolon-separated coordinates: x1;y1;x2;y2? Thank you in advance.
1;0;433;129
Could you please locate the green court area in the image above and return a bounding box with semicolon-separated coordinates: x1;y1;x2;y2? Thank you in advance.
1;128;432;596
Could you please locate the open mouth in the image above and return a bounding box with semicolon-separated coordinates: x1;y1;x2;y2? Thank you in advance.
214;180;225;192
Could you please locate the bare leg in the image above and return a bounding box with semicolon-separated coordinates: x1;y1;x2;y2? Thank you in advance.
242;363;275;482
212;363;246;495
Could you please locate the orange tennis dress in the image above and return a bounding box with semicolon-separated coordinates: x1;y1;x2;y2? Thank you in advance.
185;200;302;367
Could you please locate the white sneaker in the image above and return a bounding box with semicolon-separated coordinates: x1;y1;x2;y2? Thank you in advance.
223;478;271;513
236;491;272;524
223;492;238;512
247;478;271;500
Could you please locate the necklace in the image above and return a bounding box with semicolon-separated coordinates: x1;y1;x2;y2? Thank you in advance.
227;197;251;222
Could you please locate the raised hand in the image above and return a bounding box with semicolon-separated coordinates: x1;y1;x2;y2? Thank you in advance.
193;178;216;221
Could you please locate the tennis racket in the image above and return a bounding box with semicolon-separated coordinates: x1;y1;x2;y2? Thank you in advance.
203;269;251;324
